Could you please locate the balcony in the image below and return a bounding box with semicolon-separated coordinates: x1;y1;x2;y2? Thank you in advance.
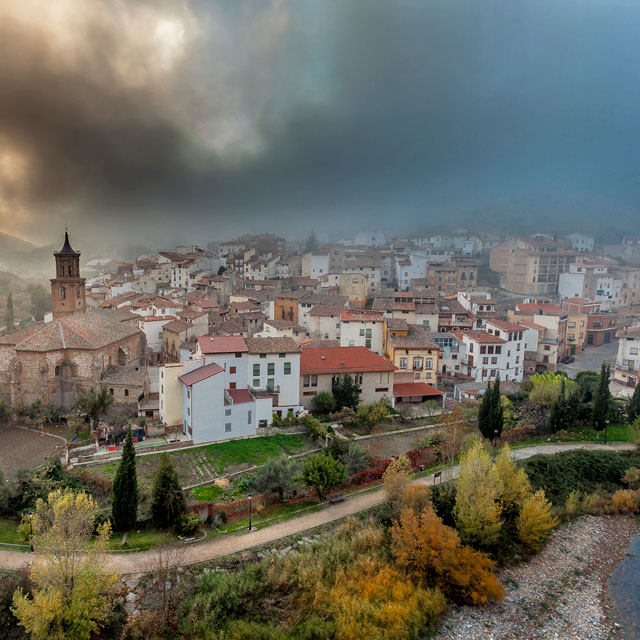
249;385;280;397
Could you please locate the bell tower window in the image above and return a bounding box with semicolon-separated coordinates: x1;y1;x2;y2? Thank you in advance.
60;286;66;299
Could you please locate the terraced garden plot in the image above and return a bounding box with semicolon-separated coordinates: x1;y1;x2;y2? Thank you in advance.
86;434;315;487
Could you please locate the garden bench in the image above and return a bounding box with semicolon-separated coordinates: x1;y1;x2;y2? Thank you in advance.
329;494;345;504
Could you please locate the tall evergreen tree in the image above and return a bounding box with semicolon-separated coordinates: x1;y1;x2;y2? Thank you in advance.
549;377;566;433
151;454;186;529
5;291;14;333
331;374;360;409
304;230;319;253
628;383;640;423
493;375;504;439
112;426;137;532
593;362;612;434
478;381;493;440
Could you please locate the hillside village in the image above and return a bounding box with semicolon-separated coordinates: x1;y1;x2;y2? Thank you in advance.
1;229;639;447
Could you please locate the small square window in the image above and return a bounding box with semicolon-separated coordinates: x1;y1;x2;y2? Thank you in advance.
225;423;231;432
225;408;231;416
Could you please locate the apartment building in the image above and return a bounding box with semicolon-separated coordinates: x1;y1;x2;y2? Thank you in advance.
385;324;439;385
614;326;640;388
339;310;385;354
490;236;578;295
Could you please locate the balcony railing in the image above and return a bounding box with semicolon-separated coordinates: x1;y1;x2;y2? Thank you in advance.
249;385;280;397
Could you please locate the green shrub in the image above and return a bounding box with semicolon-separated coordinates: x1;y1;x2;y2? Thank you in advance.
522;450;640;504
182;563;270;633
313;392;337;414
176;512;201;537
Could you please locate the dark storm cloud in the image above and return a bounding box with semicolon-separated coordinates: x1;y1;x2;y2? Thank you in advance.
1;0;639;245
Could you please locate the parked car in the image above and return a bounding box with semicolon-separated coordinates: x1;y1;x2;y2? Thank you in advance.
561;355;575;364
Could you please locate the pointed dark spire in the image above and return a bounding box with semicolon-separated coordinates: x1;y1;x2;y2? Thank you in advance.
60;230;75;254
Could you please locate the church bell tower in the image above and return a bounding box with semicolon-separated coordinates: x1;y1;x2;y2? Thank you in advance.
50;231;86;318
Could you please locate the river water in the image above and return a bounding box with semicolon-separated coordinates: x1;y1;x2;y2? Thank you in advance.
609;534;640;639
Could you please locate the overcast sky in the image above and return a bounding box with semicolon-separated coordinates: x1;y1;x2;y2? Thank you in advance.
1;0;639;248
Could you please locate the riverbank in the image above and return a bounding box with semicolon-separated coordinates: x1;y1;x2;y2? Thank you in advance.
432;515;638;640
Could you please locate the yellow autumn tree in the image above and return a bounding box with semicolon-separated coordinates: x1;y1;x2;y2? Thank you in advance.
12;488;118;640
491;444;533;515
391;507;504;606
516;489;559;551
329;557;446;640
453;440;503;547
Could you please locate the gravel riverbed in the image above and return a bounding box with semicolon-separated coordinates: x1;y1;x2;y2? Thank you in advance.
432;515;638;640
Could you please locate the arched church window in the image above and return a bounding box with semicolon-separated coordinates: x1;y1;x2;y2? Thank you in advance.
55;365;60;376
60;286;66;299
77;287;81;297
68;265;73;276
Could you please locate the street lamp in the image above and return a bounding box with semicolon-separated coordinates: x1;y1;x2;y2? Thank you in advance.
604;419;610;445
248;494;252;531
493;429;499;448
28;512;33;552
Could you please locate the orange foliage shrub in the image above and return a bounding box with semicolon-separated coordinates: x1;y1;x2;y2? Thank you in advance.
391;507;504;606
401;484;433;516
608;489;640;514
329;558;446;640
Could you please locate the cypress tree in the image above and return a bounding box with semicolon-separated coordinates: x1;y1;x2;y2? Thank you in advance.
593;362;611;434
5;291;14;333
549;377;566;433
112;426;137;532
478;381;493;440
493;374;504;439
629;384;640;422
151;454;186;529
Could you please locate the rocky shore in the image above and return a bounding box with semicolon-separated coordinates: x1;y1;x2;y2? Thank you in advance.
432;515;638;640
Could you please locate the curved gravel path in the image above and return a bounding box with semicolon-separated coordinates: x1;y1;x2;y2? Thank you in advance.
0;442;632;575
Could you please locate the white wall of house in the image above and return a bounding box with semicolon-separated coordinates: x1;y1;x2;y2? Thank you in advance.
307;313;342;340
302;253;330;279
247;352;300;409
339;320;384;354
139;318;172;353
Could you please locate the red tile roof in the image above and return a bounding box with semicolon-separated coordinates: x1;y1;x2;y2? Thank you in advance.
227;388;253;404
340;310;385;322
197;335;248;354
516;303;563;315
179;362;224;386
301;346;396;375
486;319;525;333
393;382;443;397
455;330;506;344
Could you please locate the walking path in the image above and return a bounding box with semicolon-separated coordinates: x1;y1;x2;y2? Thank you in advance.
0;442;632;574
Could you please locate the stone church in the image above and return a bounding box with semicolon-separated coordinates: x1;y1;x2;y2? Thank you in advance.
0;233;145;409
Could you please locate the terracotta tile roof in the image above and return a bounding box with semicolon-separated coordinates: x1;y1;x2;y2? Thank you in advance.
178;308;208;320
437;300;467;314
515;303;564;315
459;330;506;344
163;320;190;333
301;346;396;375
230;301;261;311
372;299;416;312
393;382;443;397
340;310;385;322
300;293;349;307
197;335;248;354
245;337;300;353
308;305;345;317
388;325;438;350
265;319;302;329
227;388;253;404
486;319;525;333
179;361;225;386
190;298;220;309
516;320;546;332
277;290;309;299
299;339;341;349
216;322;246;335
386;318;409;331
8;311;141;352
617;326;640;338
